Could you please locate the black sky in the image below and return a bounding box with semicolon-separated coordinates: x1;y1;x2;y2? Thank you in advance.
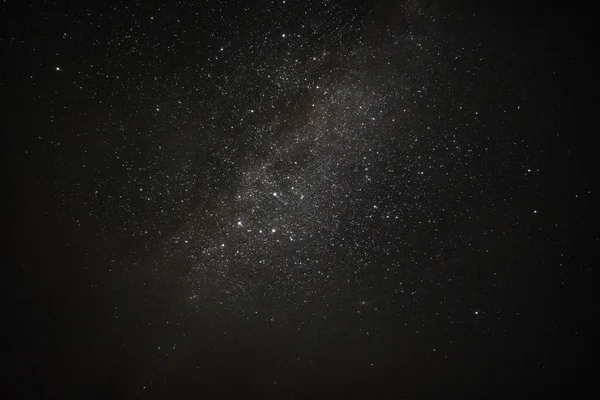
3;1;596;399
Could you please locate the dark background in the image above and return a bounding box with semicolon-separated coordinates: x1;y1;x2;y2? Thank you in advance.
3;1;596;398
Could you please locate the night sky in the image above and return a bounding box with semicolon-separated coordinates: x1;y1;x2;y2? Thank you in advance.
3;1;596;398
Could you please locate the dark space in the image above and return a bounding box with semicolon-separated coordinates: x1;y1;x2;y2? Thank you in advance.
3;1;596;398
